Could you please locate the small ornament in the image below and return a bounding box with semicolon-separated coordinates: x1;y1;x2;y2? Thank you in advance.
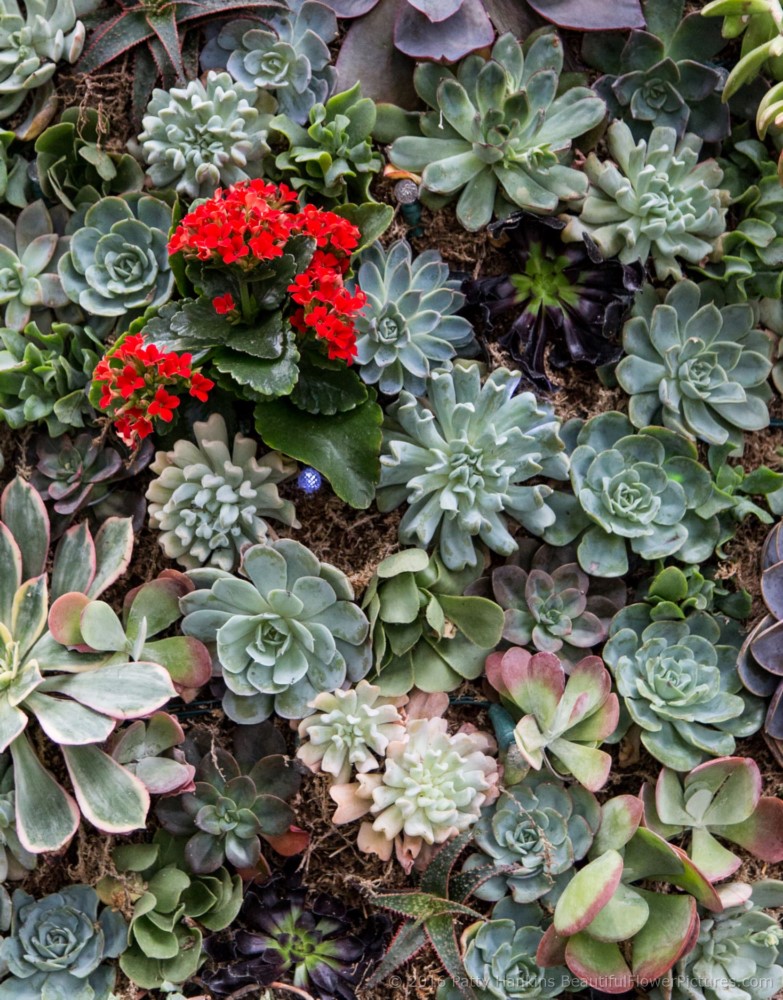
297;467;323;493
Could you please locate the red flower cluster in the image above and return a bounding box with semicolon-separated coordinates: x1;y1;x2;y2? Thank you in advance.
168;180;365;362
94;334;214;447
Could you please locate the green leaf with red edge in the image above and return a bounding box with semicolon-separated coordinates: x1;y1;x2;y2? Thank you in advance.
367;920;428;988
50;522;96;601
145;8;185;80
631;890;698;983
554;850;624;936
427;912;478;1000
591;795;644;857
714;796;783;862
1;477;49;580
536;924;568;968
564;933;633;993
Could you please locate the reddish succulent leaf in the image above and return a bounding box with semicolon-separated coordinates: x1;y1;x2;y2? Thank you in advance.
564;933;633;993
536;924;568;967
554;850;624;936
716;796;783;862
526;0;643;30
48;592;91;648
263;825;310;856
592;794;644;855
631;891;698;983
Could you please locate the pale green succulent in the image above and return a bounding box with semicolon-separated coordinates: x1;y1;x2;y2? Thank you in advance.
0;885;127;1000
437;897;571;1000
0;319;103;436
0;0;85;121
181;539;372;722
59;192;174;317
0;200;69;330
387;32;607;232
349;239;477;396
543;412;722;578
377;362;569;572
651;881;783;1000
563;121;728;281
137;71;274;200
616;281;773;447
146;413;299;572
604;605;765;771
296;681;406;783
464;770;600;906
204;0;337;125
0;755;35;882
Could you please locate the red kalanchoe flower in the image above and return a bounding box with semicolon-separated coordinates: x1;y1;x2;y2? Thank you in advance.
213;292;236;315
93;335;214;448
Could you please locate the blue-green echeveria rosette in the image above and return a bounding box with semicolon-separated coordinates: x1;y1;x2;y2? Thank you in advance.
377;362;569;572
562;121;728;281
603;604;765;771
463;769;600;907
543;411;721;578
0;200;70;331
616;281;773;448
0;884;127;1000
137;71;274;200
436;897;572;1000
388;31;607;232
203;1;337;126
181;538;372;722
349;239;477;396
58;193;174;318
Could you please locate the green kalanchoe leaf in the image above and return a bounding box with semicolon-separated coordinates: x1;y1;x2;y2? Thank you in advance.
181;538;372;722
378;362;569;572
603;604;765;770
388;31;607;232
616;281;773;448
562;121;729;281
349;239;477;396
137;71;275;199
271;83;383;206
146;413;299;572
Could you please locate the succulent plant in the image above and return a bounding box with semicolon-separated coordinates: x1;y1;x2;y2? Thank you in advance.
466;540;626;670
0;130;29;208
0;885;127;1000
271;83;383;205
331;712;500;872
59;192;174;318
387;33;606;232
0;319;103;436
705;443;783;559
582;0;729;143
35;107;144;212
537;799;721;993
109;712;196;798
48;570;212;702
137;71;274;199
203;2;338;125
296;680;407;783
641;757;783;883
181;538;372;722
436;897;571;1000
362;548;505;695
738;520;783;765
0;476;177;853
378;362;569;572
0;200;69;330
604;605;765;771
462;210;643;392
562;121;728;281
543;411;722;578
0;755;35;882
700;137;783;302
464;770;600;906
638;562;751;622
616;281;773;448
201;868;390;998
146;413;298;572
651;880;783;1000
32;431;153;537
156;722;305;875
349;239;477;396
486;648;619;791
0;0;85;122
97;829;242;990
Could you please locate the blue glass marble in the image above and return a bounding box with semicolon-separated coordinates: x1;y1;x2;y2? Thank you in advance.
297;467;323;493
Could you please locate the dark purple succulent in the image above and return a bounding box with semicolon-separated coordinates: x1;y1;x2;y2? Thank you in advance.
462;211;644;392
31;432;153;537
201;869;391;999
738;520;783;765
